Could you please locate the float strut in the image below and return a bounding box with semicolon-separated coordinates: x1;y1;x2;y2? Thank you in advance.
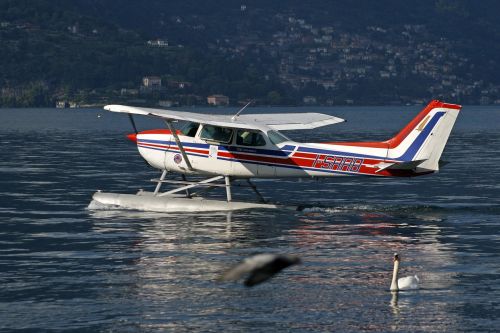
154;170;168;195
225;176;232;202
159;175;223;196
247;179;267;203
181;174;191;198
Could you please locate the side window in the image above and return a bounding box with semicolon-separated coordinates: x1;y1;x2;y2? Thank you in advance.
267;130;289;145
200;125;233;144
180;122;200;137
236;130;267;147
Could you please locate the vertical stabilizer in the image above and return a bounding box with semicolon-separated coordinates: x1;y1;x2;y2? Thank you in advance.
387;100;461;171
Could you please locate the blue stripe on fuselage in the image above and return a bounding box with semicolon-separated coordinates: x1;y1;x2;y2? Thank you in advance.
396;111;445;161
138;139;210;149
296;111;446;162
218;145;295;157
296;146;383;159
216;156;365;176
138;144;209;158
138;138;295;157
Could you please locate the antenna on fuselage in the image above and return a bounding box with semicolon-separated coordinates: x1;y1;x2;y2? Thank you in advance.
231;99;254;121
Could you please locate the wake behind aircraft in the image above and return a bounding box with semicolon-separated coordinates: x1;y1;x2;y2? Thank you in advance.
90;100;461;212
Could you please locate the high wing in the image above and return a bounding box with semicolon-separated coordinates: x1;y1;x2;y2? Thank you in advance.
104;105;344;130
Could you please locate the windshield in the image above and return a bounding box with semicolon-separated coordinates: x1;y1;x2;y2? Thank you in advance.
267;130;289;145
179;122;200;137
200;125;233;144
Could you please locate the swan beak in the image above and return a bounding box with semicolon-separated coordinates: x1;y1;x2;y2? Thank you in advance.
393;253;400;261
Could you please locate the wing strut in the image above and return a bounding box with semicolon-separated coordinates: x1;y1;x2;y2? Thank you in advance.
128;114;138;134
164;120;193;171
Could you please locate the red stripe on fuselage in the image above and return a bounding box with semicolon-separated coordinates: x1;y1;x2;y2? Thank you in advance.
291;152;392;165
138;142;169;149
168;146;209;155
138;142;209;156
292;151;321;159
218;151;305;167
217;151;389;173
138;129;178;135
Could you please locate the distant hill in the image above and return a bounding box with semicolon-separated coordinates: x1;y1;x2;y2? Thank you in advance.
1;0;499;107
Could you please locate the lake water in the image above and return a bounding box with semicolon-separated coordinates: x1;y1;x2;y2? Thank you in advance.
0;105;499;332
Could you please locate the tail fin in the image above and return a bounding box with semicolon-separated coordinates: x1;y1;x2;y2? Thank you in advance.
387;100;461;172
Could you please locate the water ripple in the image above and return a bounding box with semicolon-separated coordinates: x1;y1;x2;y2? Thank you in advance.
0;107;499;332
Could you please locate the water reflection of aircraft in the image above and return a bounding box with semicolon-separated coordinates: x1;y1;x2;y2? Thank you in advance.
90;100;460;212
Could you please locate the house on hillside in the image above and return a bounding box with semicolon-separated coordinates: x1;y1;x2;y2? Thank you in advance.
56;101;68;108
141;76;164;93
142;76;162;89
207;94;229;106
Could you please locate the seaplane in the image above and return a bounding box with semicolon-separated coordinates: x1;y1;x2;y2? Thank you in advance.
89;100;461;212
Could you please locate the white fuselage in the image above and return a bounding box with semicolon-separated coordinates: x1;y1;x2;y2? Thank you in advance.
136;130;387;178
133;102;460;179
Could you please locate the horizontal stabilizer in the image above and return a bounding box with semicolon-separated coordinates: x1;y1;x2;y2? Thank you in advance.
439;160;450;168
375;159;427;173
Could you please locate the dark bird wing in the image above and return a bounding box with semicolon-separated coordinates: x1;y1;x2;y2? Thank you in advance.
219;254;277;282
219;254;301;287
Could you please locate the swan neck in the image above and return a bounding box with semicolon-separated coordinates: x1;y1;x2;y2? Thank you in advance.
390;260;399;291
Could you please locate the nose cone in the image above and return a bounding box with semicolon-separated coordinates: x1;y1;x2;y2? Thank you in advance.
127;133;137;143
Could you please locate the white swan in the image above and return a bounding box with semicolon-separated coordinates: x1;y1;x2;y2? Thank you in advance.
390;253;419;291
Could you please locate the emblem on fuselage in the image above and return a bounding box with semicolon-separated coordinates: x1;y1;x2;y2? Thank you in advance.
173;154;182;164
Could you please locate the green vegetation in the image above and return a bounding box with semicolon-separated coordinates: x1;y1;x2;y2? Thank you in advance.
1;0;499;107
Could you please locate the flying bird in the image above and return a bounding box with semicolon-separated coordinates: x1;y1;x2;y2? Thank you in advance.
390;253;419;291
219;254;301;287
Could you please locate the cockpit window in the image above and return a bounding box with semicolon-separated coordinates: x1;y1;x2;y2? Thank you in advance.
179;122;200;137
267;130;289;145
236;130;267;147
200;125;233;144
